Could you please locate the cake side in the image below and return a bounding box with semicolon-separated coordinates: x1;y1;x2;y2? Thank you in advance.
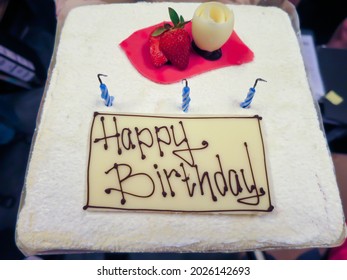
16;3;346;255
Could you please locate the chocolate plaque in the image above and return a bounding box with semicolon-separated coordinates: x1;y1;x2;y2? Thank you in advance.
84;113;273;213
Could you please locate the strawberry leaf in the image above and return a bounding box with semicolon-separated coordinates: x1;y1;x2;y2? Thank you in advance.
168;7;179;26
177;20;191;29
179;15;184;23
164;23;172;30
152;26;167;37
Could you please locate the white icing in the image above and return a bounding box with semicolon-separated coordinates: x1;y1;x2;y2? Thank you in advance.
16;3;346;255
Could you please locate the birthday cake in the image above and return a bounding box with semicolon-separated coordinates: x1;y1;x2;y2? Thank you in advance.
16;2;346;255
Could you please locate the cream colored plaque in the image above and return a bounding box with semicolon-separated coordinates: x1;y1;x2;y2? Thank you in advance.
84;113;273;213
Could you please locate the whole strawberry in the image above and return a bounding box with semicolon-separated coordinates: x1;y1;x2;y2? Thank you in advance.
151;8;191;70
160;28;191;70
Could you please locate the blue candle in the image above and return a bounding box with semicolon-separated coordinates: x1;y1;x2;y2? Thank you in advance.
98;74;114;107
182;79;191;113
240;78;266;108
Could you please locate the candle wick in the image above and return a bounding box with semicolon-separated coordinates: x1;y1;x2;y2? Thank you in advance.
97;73;108;85
253;78;267;89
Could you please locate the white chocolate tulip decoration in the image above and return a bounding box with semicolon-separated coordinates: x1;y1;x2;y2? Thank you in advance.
192;2;234;52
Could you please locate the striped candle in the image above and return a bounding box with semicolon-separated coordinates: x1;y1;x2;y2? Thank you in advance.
182;79;191;113
98;74;114;107
240;87;256;108
240;78;266;108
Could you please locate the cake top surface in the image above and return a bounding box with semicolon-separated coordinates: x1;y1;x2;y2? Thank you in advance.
16;2;346;255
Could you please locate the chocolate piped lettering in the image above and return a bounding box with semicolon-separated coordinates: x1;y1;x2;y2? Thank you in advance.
85;113;273;213
105;163;155;205
121;128;136;151
155;126;171;157
135;127;154;160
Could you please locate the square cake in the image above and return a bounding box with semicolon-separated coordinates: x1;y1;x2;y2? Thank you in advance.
16;2;346;255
